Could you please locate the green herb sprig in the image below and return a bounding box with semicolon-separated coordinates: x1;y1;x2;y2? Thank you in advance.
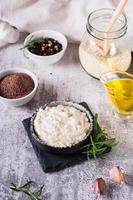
21;36;44;50
10;180;44;200
81;114;117;159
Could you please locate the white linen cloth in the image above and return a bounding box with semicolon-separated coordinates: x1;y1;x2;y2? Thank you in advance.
0;0;133;49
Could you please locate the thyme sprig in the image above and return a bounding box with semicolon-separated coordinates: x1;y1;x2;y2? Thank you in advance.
10;180;44;200
81;114;117;159
21;36;44;50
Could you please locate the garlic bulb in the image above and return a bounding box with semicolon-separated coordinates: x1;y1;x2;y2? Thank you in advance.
109;166;126;184
93;177;108;198
0;21;20;48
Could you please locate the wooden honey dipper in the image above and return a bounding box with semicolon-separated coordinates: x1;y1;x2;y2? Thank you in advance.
97;0;128;57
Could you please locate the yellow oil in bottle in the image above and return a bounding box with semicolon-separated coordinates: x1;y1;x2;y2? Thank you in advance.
104;79;133;115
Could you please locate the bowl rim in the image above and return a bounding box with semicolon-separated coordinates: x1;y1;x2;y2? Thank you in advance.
0;68;38;101
30;101;93;150
23;29;68;58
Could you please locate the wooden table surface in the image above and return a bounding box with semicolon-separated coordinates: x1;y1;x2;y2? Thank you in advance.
0;34;133;200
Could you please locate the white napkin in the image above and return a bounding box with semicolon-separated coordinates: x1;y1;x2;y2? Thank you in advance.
0;0;133;49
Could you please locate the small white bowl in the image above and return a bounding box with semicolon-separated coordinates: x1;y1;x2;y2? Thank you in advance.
23;30;68;65
0;68;38;107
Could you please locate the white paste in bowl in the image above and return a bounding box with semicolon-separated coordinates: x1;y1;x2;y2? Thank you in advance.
34;105;90;148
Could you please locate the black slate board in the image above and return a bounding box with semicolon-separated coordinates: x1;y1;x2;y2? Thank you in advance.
22;102;94;173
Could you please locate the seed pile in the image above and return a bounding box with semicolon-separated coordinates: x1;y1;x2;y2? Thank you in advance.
28;37;62;56
0;73;34;99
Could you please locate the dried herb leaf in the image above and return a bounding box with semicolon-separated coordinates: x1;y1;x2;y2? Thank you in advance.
20;36;44;50
10;180;44;200
82;114;117;159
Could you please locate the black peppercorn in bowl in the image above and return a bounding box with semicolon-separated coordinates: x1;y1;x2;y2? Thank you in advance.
30;101;93;155
23;30;68;65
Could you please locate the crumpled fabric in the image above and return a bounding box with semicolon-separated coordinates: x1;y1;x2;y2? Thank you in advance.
0;0;133;49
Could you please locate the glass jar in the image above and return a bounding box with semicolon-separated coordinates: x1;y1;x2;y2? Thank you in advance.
79;8;131;79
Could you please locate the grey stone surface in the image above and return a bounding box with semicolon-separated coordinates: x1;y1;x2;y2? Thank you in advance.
0;34;133;200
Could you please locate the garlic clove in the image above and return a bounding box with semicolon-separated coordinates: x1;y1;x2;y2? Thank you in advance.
5;26;20;43
109;166;126;184
0;21;19;47
93;177;108;198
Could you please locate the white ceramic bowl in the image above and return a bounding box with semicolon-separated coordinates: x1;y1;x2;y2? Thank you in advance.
0;68;38;107
23;30;68;65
